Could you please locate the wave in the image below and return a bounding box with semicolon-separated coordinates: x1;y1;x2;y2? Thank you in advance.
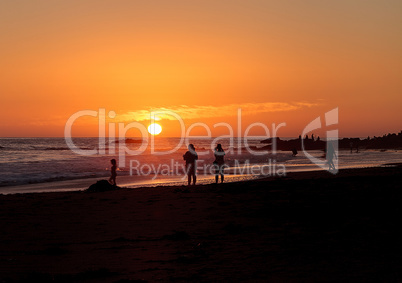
113;138;146;144
0;172;109;188
30;146;95;151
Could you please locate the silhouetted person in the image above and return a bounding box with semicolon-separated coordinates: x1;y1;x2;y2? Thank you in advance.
326;143;337;171
291;148;298;156
213;144;225;183
109;159;117;186
183;144;198;185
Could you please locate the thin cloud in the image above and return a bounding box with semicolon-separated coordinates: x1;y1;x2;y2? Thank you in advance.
118;102;319;121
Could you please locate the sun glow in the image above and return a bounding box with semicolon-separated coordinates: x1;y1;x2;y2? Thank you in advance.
148;123;162;135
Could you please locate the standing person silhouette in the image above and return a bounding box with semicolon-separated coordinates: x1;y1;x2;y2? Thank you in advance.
109;159;117;186
326;142;337;171
183;144;198;186
213;144;225;184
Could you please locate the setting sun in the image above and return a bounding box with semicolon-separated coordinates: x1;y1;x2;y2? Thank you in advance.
148;123;162;135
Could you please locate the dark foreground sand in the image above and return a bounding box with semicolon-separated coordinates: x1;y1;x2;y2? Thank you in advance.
0;166;401;282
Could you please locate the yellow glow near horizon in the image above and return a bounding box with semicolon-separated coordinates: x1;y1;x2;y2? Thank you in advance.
148;123;162;135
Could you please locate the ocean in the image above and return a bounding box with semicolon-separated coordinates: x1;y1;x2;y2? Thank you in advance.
0;137;401;194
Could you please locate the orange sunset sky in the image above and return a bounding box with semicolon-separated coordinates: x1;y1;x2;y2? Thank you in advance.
1;1;401;138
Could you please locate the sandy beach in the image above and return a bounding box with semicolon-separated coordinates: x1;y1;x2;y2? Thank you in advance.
0;165;401;282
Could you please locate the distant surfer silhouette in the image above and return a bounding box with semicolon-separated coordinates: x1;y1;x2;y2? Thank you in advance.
326;143;337;171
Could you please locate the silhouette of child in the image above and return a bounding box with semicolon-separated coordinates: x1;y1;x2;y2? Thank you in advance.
109;159;117;186
213;144;225;183
183;144;198;186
